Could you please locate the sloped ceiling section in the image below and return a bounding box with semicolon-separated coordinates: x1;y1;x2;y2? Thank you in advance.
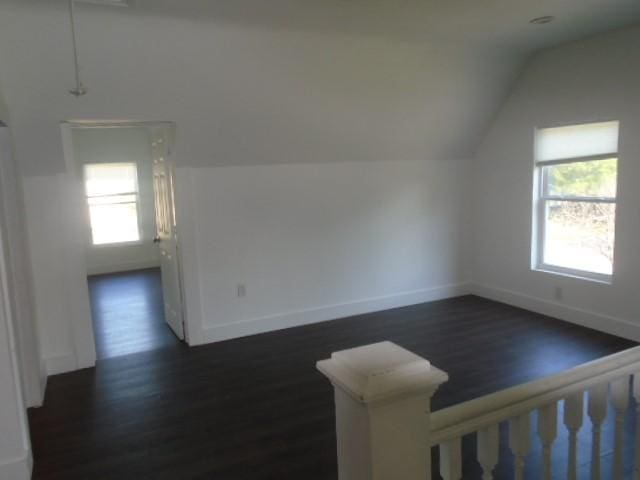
0;0;639;175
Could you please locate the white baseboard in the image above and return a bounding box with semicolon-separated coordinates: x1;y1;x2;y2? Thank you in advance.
201;282;470;344
0;450;32;480
470;282;640;342
23;368;47;409
87;259;160;276
44;352;77;376
35;360;48;407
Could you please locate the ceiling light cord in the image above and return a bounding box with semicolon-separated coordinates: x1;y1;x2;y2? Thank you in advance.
68;0;87;97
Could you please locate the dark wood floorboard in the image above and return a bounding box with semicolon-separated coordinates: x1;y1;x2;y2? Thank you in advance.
88;268;180;360
29;295;637;479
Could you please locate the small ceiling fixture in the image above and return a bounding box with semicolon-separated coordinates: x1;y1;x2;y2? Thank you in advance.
529;15;555;25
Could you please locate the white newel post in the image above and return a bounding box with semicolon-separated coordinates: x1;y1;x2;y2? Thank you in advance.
317;341;449;480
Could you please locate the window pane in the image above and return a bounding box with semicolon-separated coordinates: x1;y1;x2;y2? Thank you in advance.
536;121;619;162
88;194;137;206
85;163;138;197
543;201;615;275
89;203;140;245
543;158;617;198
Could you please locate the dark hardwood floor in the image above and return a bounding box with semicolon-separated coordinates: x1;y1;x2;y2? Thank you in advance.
29;295;637;479
88;268;180;360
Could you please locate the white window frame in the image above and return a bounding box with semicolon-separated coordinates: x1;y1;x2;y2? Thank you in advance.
533;128;619;284
84;162;143;247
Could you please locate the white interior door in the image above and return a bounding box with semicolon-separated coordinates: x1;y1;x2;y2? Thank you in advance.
151;127;185;340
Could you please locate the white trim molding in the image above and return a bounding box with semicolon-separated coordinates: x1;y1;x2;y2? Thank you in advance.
0;450;32;480
35;362;48;407
44;352;78;376
471;282;640;342
201;283;471;344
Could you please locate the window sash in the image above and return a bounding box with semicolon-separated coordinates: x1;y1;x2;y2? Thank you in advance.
87;192;138;206
536;196;616;281
87;191;138;198
84;162;139;197
533;122;619;282
535;262;613;283
537;155;618;203
534;156;617;281
83;162;141;246
539;196;616;204
535;152;616;166
88;202;141;245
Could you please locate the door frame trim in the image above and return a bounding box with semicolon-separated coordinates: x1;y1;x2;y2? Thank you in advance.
60;120;190;368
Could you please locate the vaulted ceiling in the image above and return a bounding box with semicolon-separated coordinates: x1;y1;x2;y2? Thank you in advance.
0;0;638;175
36;0;640;52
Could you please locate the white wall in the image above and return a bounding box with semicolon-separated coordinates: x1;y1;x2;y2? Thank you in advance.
0;2;504;369
0;266;31;479
0;0;636;380
22;168;97;375
472;25;640;340
71;127;159;275
177;159;470;344
0;127;45;408
0;86;32;480
0;3;523;178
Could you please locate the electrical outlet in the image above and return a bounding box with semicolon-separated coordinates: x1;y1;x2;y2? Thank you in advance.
237;284;246;298
554;286;563;301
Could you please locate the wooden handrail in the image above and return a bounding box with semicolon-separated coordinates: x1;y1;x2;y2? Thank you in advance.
430;346;640;444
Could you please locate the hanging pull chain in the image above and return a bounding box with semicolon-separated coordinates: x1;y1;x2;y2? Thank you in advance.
68;0;87;97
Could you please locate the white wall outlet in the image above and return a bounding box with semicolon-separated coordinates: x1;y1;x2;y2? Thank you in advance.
237;284;246;298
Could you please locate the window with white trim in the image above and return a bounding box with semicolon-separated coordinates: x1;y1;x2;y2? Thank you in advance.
533;121;619;282
84;162;141;245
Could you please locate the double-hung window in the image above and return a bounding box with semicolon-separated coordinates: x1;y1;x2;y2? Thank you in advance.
533;121;619;282
84;162;141;245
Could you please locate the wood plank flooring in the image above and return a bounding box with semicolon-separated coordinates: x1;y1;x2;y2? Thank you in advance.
29;295;637;479
88;268;180;360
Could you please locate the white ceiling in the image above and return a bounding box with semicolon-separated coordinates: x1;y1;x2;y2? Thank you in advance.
0;0;638;175
12;0;640;53
99;0;640;49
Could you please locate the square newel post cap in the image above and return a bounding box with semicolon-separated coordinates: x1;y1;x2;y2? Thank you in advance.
317;341;448;404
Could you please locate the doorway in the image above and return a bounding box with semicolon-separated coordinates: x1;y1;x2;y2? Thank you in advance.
65;121;186;360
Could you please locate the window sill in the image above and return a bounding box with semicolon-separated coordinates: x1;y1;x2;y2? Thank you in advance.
91;240;145;248
532;266;612;285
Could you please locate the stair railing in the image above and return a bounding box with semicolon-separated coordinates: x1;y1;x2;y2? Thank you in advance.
317;341;640;480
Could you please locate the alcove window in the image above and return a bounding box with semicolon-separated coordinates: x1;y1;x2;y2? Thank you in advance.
84;162;141;245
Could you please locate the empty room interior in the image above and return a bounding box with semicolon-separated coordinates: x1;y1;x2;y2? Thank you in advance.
0;1;639;479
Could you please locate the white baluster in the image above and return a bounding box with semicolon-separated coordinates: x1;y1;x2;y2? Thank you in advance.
538;402;558;480
564;392;584;480
588;384;608;480
477;424;499;480
633;374;640;480
509;413;531;480
611;377;630;480
439;437;462;480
